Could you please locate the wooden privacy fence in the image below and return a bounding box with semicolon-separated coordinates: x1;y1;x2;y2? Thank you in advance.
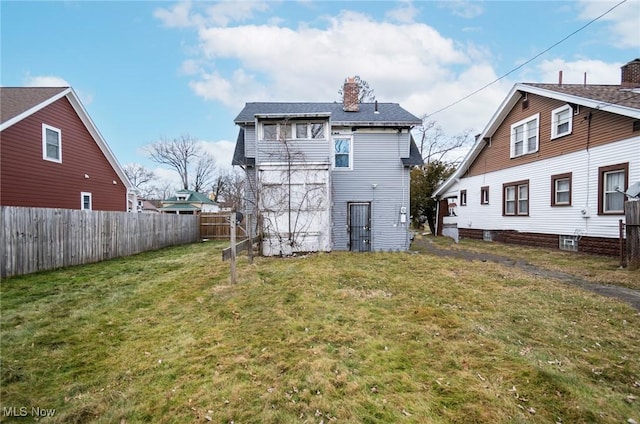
1;206;199;278
200;212;247;239
626;201;640;271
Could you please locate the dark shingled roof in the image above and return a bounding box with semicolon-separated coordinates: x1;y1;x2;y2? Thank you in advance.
402;135;424;166
234;102;422;126
1;87;68;124
521;83;640;110
232;128;255;167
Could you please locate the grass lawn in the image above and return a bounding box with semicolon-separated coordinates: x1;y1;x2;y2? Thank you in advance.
1;240;639;423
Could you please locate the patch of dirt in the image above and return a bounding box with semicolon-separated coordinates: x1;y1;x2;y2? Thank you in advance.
412;237;640;311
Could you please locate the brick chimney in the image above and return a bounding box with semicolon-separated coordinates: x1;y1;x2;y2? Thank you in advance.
343;77;359;112
621;58;640;88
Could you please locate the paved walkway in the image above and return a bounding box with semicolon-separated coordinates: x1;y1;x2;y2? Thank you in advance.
412;237;640;311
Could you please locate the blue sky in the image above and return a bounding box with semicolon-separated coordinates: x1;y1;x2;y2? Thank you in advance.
2;0;639;188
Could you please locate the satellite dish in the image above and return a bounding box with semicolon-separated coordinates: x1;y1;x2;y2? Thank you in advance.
616;181;640;198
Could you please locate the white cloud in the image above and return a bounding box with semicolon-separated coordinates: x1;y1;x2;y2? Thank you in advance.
23;75;69;87
156;1;630;146
154;0;269;28
530;58;623;84
385;0;419;24
199;139;236;172
439;1;485;19
577;0;640;49
22;74;94;105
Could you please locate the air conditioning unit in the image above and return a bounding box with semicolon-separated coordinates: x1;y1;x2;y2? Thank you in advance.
580;207;591;218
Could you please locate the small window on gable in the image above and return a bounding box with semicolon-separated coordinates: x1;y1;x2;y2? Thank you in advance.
460;189;467;206
81;192;92;210
481;186;489;205
551;105;572;139
510;113;539;158
42;124;62;163
551;173;572;206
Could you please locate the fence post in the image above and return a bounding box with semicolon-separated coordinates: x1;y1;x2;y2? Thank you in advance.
626;201;639;271
247;214;253;264
230;214;237;283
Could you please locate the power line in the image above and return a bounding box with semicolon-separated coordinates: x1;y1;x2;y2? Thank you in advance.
425;0;628;119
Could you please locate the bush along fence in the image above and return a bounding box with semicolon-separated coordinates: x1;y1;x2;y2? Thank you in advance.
1;206;199;278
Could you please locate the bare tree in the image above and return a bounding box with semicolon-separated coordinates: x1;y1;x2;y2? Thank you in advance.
146;134;216;191
192;153;216;192
410;118;473;233
337;75;376;103
123;163;155;197
416;118;473;165
216;170;246;211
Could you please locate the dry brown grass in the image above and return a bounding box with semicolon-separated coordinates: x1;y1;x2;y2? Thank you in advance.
1;241;639;423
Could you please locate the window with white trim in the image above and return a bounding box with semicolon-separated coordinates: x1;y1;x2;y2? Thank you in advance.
510;113;539;158
261;121;326;141
42;124;62;162
551;105;572;139
294;122;325;139
333;137;352;169
598;163;627;215
460;190;467;206
81;192;92;210
503;180;529;216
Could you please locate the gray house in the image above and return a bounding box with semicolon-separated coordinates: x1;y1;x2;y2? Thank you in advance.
233;78;423;255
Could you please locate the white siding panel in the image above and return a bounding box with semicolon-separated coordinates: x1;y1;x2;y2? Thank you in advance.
453;136;639;239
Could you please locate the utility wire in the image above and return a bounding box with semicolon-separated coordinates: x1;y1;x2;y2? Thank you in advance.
425;0;628;119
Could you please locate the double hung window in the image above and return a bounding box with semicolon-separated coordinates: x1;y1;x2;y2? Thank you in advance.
510;114;539;158
503;180;529;216
551;105;572;139
598;163;628;214
551;173;572;206
42;124;62;162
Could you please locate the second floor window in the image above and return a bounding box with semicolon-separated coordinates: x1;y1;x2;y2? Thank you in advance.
460;189;467;206
295;123;325;139
262;121;326;141
551;105;572;139
333;137;351;169
42;124;62;162
510;113;539;158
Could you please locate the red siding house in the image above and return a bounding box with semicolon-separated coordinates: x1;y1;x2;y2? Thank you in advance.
1;87;135;211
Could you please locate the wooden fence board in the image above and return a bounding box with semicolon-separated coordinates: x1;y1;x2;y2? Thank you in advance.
626;201;640;271
1;207;199;278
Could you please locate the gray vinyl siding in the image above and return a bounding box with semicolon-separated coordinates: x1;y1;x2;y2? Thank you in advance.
245;126;256;158
256;140;330;164
331;131;412;251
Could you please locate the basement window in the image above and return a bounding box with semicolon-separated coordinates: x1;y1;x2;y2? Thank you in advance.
559;235;578;252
